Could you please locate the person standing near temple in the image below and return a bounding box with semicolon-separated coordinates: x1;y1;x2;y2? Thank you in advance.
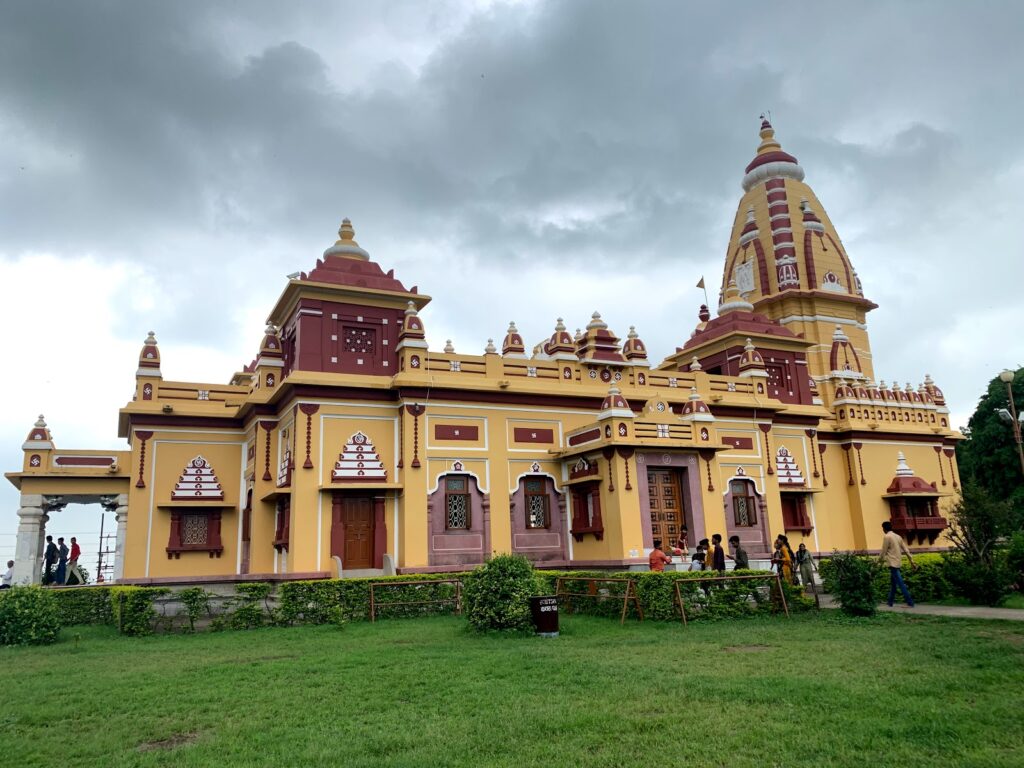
42;535;58;585
877;521;917;607
68;537;81;567
55;537;69;586
728;535;749;571
648;539;672;573
710;533;726;573
1;560;13;589
795;543;816;588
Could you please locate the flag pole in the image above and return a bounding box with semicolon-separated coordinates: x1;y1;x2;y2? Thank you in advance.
697;276;709;307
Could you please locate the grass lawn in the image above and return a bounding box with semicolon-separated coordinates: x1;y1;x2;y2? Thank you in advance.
2;613;1023;768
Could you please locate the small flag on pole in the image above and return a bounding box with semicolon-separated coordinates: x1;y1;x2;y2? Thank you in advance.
696;277;705;289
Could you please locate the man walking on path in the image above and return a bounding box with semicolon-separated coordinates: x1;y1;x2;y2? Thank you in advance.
42;535;58;585
55;537;69;586
878;521;917;607
728;535;749;570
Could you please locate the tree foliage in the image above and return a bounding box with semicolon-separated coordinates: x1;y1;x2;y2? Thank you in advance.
945;480;1017;566
956;367;1024;525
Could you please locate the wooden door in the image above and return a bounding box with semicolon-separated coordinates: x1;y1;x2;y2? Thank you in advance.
333;495;374;569
647;469;685;547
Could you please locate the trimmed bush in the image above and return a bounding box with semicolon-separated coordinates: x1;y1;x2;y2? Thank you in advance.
0;586;62;645
463;554;536;632
228;582;273;630
177;587;211;633
111;586;169;636
828;552;877;616
276;574;464;626
52;587;113;626
541;569;810;622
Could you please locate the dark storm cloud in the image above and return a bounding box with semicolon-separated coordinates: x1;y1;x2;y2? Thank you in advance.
0;0;1022;388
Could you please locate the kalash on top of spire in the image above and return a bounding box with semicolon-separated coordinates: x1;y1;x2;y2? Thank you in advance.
713;117;878;381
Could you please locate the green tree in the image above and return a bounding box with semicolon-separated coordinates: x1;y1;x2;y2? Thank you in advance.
956;367;1024;525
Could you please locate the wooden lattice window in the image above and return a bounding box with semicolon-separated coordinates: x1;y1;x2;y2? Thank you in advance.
445;475;471;530
525;477;550;529
166;510;224;558
730;480;758;526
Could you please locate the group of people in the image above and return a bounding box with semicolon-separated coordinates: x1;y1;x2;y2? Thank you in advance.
40;535;83;586
647;534;750;575
646;522;920;607
647;533;818;589
771;535;818;588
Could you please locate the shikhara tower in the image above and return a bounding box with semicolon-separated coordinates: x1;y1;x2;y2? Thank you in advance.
7;120;960;585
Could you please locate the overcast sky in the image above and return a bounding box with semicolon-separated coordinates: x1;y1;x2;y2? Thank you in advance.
2;0;1022;573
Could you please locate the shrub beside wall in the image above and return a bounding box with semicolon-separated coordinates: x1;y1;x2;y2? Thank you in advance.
111;586;169;637
0;586;62;646
537;569;812;621
51;587;114;626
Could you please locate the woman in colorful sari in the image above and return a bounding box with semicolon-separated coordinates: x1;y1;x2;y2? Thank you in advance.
771;537;794;583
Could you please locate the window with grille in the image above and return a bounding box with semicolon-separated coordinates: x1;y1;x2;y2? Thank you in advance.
181;514;210;546
445;475;471;529
525;477;550;529
730;480;758;526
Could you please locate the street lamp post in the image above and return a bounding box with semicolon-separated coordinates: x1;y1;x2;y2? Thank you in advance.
997;369;1024;476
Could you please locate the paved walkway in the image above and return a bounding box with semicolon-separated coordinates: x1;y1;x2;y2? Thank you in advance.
817;594;1024;621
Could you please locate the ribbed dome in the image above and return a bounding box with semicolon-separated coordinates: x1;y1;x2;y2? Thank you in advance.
720;119;868;309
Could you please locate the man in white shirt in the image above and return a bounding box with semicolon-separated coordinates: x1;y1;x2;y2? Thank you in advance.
877;522;917;607
1;560;13;589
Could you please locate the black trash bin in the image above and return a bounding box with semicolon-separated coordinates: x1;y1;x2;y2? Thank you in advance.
530;595;559;637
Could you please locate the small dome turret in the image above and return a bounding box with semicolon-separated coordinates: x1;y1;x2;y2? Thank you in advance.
622;326;648;362
542;318;576;357
137;331;162;379
502;321;526;357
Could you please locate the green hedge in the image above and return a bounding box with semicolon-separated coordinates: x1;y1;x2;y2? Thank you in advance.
537;570;813;622
276;573;464;626
0;586;62;645
111;586;169;636
820;554;953;603
51;587;114;626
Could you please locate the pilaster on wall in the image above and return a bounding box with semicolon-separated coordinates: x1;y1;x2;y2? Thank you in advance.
487;419;511;557
600;449;643;558
399;405;428;568
12;494;46;585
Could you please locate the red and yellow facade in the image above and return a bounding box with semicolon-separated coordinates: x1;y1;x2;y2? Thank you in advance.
5;121;961;585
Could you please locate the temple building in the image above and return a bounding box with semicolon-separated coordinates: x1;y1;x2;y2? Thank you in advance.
6;120;961;585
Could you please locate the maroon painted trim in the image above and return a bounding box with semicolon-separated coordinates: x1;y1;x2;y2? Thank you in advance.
405;404;425;468
299;403;319;469
135;431;153;488
400;387;608;412
54;456;114;466
745;150;799;173
434;424;479;441
260;421;274;482
568;428;601;446
513;427;555;444
128;415;243;430
602;447;616;492
723;437;754;450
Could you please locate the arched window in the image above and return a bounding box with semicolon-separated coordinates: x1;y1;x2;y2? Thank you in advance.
730;479;758;526
524;477;550;529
